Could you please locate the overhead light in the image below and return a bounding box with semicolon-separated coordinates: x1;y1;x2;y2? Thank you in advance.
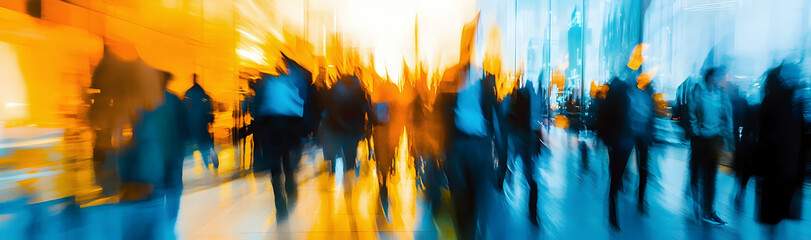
237;47;267;65
5;102;28;108
684;0;737;11
237;29;263;43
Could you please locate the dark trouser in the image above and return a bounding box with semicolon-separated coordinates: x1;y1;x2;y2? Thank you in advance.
580;138;590;173
422;154;444;214
93;129;119;197
446;135;491;240
289;141;304;173
733;138;754;204
688;141;699;204
510;130;540;223
495;151;508;189
608;136;650;226
373;125;394;205
192;135;219;169
322;132;360;174
635;137;650;205
373;125;394;186
759;177;803;224
691;135;722;215
495;126;509;190
255;116;303;218
412;129;444;214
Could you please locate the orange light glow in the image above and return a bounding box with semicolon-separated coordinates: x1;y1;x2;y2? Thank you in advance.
627;43;649;71
0;42;28;121
234;0;477;87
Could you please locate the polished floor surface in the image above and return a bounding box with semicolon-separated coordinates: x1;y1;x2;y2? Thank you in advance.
174;129;811;240
3;128;809;239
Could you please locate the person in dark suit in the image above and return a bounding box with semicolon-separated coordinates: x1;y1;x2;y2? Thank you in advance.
597;68;655;230
184;74;219;170
727;82;758;210
756;63;806;229
505;81;542;226
631;73;657;213
320;73;373;177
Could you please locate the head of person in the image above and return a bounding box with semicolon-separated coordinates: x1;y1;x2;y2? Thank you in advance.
704;67;727;89
778;62;802;89
162;71;173;88
764;66;784;96
764;63;802;95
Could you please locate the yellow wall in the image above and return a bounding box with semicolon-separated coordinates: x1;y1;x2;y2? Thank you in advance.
0;0;238;125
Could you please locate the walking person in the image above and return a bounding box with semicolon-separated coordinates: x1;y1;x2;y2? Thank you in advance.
438;15;498;237
437;62;493;239
158;73;191;238
252;54;312;220
320;71;373;182
629;71;657;215
675;75;701;207
184;74;219;170
688;67;734;225
597;70;655;230
88;45;136;199
505;81;542;226
120;71;190;239
726;82;758;211
756;64;806;236
370;78;398;207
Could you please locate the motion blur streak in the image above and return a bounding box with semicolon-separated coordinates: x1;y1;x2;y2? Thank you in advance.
1;0;810;239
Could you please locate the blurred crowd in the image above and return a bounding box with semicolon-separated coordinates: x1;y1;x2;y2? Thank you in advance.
82;18;808;239
3;3;811;240
226;23;809;240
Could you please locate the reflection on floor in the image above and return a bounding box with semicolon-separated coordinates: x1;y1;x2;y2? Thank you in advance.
4;128;808;239
176;128;811;240
180;128;445;239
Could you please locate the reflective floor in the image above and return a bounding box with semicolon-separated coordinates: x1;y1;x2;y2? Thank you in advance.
4;128;810;240
170;128;810;240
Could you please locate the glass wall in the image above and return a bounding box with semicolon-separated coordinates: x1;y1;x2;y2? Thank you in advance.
483;0;811;108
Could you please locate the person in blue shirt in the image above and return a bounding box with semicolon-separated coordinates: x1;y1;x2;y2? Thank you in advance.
251;54;313;220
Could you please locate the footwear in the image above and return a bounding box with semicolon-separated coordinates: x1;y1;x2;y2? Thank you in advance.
380;193;391;222
609;219;621;231
702;212;727;225
733;194;744;211
609;200;619;231
637;202;649;216
530;214;540;227
275;203;289;221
